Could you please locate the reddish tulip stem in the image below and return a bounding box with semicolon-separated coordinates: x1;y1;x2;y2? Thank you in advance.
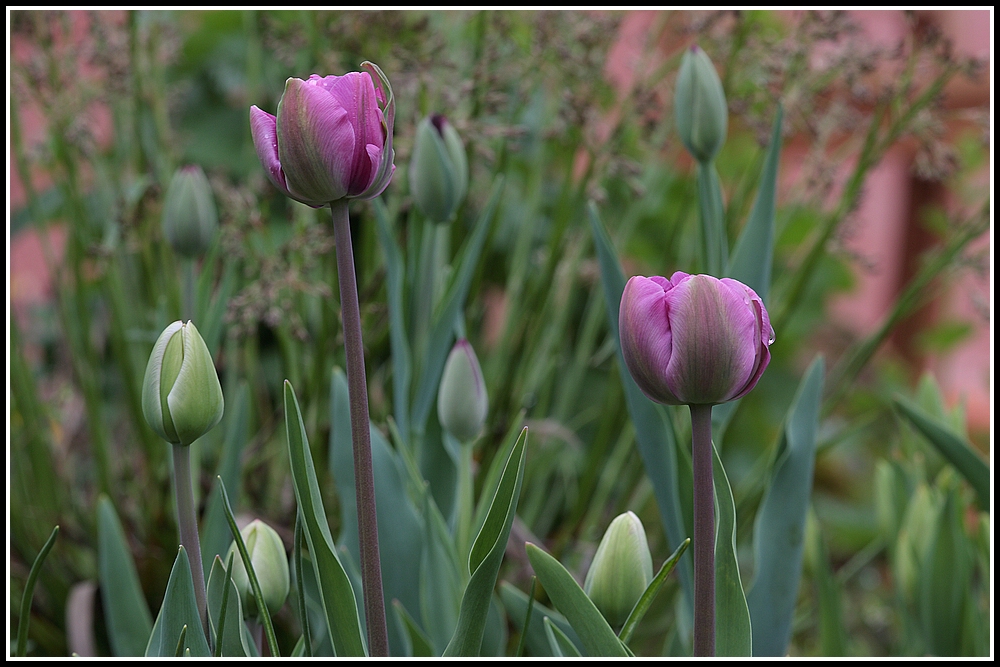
690;403;715;657
330;200;389;657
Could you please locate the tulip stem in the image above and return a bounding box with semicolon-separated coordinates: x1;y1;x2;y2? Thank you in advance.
690;403;715;657
456;441;475;577
172;443;209;640
330;200;389;657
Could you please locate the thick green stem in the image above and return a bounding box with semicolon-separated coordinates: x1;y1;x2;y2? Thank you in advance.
182;258;197;322
172;443;208;638
690;403;715;657
456;442;475;577
330;200;389;657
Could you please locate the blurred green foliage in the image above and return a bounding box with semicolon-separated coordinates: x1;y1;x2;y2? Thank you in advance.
9;9;989;657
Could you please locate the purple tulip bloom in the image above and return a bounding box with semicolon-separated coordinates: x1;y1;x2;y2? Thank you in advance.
619;272;773;406
250;62;395;207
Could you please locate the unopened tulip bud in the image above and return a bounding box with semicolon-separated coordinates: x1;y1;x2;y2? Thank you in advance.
409;114;468;223
584;511;653;628
141;320;224;446
437;339;488;442
675;45;728;164
226;519;290;620
619;272;773;406
161;165;219;258
250;62;395;206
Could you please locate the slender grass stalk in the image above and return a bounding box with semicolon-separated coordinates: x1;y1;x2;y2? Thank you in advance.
16;526;59;657
330;199;389;657
172;444;209;638
690;403;715;657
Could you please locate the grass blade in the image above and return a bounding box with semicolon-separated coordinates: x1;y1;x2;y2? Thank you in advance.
15;525;59;657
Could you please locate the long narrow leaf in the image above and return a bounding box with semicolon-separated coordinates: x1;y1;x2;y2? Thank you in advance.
206;554;250;657
893;395;989;510
544;617;582;657
284;380;367;656
713;446;752;657
619;538;691;645
524;542;628;657
499;581;582;657
588;202;694;615
97;497;153;656
727;104;784;303
747;356;824;656
15;525;59;657
442;427;527;656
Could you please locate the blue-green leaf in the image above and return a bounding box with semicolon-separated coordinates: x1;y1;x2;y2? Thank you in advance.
442;427;527;656
374;197;412;441
524;542;628;657
713;446;751;657
619;537;691;645
328;368;424;656
727;104;784;303
97;496;153;656
206;555;251;656
588;202;694;614
748;356;823;656
419;491;462;654
544;617;582;657
284;380;366;656
392;599;434;657
499;581;582;657
145;547;211;657
893;395;989;510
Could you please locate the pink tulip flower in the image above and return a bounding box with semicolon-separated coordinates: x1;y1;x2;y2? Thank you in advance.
250;61;395;207
619;272;773;406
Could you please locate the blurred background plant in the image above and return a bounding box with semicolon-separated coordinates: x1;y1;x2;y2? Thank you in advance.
8;9;990;657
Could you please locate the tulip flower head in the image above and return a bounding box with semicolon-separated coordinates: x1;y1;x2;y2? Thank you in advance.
409;114;468;223
437;339;489;443
141;320;224;446
161;165;219;258
250;62;395;207
584;511;654;628
226;519;290;620
619;272;773;406
674;45;728;164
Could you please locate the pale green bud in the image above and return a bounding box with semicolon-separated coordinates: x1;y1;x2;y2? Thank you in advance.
409;115;468;223
226;519;290;620
141;320;224;446
674;45;728;164
584;511;653;628
161;165;219;258
437;339;488;443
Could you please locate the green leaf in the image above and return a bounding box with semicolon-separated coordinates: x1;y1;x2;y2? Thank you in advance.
201;382;251;577
727;104;783;303
713;446;752;657
374;197;412;440
284;380;366;656
216;478;279;657
392;599;434;657
419;491;462;654
544;617;582;657
524;542;628;657
411;176;504;434
893;395;989;510
206;555;251;656
619;537;691;645
443;427;527;656
97;497;153;656
145;547;211;657
748;356;824;656
328;368;424;656
499;581;583;657
919;489;971;655
804;509;847;656
588;202;694;614
15;525;59;657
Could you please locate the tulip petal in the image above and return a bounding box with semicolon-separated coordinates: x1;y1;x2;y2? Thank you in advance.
167;322;225;446
277;77;356;204
619;276;683;405
249;106;294;198
664;274;758;404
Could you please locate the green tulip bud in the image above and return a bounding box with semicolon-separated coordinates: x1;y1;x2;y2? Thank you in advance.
141;320;224;446
437;339;488;443
226;519;290;620
674;45;728;164
162;165;219;258
583;511;653;628
409;114;468;223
